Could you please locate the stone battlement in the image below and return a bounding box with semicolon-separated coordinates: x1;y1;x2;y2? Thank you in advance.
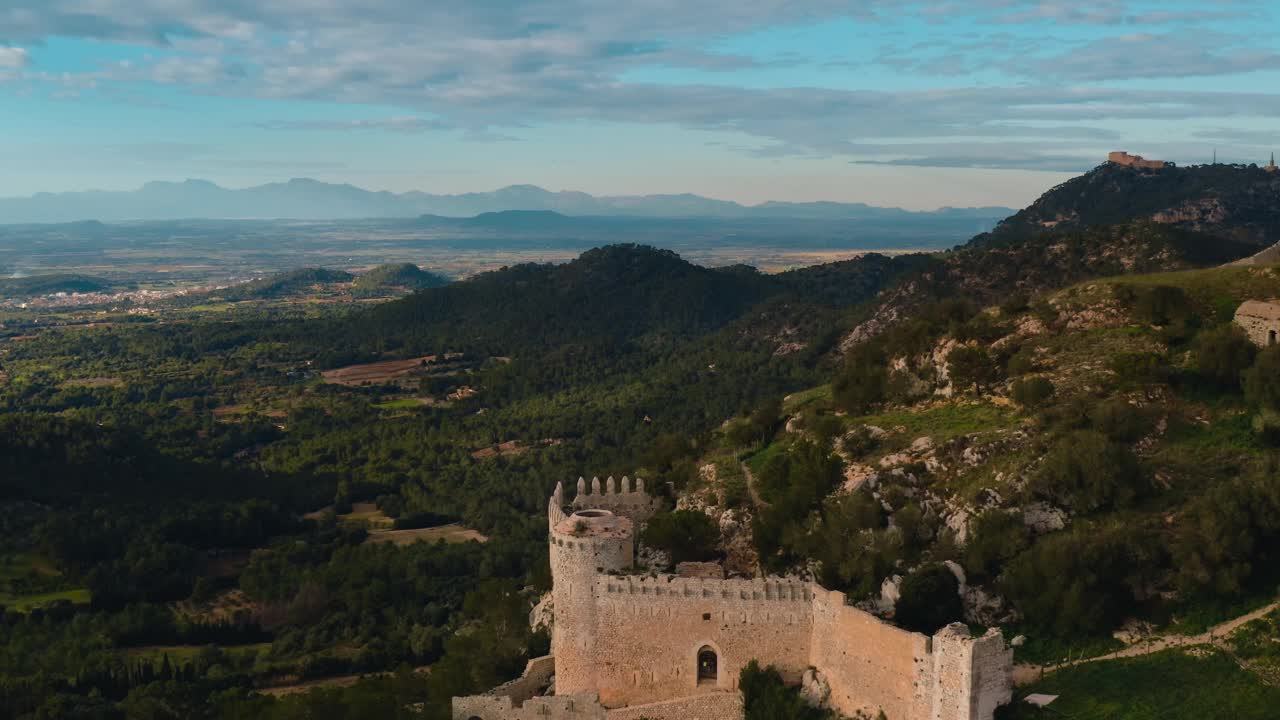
599;574;814;603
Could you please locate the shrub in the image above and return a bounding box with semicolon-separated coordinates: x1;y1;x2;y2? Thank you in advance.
1001;292;1031;316
948;346;997;395
1193;324;1256;389
1108;351;1168;384
954;313;1010;344
1089;397;1153;442
740;661;832;720
895;563;964;634
1132;285;1193;327
1031;430;1143;512
833;346;888;414
641;510;720;566
1005;345;1038;376
1003;526;1152;636
1011;376;1055;408
1244;346;1280;412
963;511;1031;581
1174;469;1280;597
1192;324;1254;386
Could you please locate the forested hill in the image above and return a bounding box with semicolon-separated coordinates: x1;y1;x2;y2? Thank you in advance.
219;267;355;301
343;244;925;358
974;161;1280;249
841;164;1279;345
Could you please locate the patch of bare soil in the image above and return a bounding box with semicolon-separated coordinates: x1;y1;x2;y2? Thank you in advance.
363;524;489;546
321;354;462;386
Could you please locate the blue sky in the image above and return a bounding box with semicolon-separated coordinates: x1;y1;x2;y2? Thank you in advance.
2;1;1279;209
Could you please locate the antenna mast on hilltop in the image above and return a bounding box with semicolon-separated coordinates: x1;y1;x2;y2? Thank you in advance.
1213;149;1217;165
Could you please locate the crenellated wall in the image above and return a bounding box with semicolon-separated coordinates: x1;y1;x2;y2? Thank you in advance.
591;574;814;707
570;476;661;524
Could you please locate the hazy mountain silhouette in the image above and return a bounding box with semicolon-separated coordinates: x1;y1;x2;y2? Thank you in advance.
0;179;1012;224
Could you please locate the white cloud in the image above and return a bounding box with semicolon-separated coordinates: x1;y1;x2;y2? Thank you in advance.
0;47;28;69
2;1;1278;170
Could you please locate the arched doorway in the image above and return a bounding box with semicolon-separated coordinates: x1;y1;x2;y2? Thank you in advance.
1269;329;1276;346
697;646;718;685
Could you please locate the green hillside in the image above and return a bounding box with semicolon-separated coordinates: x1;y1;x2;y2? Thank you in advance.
0;274;112;298
351;263;449;297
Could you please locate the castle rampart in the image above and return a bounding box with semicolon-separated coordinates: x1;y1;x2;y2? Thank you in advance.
454;480;1013;720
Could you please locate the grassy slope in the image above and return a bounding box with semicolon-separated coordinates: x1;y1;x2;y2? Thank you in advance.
1010;647;1280;720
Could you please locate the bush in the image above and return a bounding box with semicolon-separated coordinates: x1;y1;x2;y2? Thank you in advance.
1005;345;1038;376
1244;346;1280;412
1193;325;1256;388
1031;430;1144;512
641;510;720;566
810;492;895;597
740;661;832;720
1174;469;1280;597
963;511;1031;581
948;346;997;395
833;346;888;414
895;563;964;634
1011;377;1055;408
1108;351;1168;384
1003;526;1153;636
1089;397;1153;442
1001;292;1031;316
1132;285;1193;327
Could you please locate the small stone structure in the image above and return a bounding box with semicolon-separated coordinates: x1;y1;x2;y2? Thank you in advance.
1235;300;1280;347
1108;151;1170;169
453;479;1014;720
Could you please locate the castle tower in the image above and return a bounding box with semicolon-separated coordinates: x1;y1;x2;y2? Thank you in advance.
548;485;634;697
1266;152;1277;172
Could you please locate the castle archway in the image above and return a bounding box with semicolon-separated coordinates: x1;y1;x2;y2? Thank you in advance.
697;646;719;685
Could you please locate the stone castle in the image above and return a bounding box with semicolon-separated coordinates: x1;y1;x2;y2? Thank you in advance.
1108;151;1170;169
453;478;1014;720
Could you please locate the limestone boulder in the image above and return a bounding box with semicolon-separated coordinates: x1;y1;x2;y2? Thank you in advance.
800;667;831;709
530;592;554;633
873;574;903;616
1021;502;1068;534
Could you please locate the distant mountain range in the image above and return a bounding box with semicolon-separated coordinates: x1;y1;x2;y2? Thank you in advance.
0;179;1012;224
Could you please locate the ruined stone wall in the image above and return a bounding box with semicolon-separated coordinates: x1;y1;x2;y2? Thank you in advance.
589;575;814;708
964;629;1014;720
1234;302;1280;347
810;589;933;720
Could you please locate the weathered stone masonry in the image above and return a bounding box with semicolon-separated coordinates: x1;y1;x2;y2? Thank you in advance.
453;479;1013;720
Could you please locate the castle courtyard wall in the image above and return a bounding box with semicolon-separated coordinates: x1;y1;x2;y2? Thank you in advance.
810;589;933;719
589;575;814;707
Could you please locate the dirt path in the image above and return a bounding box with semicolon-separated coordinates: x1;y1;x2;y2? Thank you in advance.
741;462;769;510
257;665;430;696
1015;600;1280;686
